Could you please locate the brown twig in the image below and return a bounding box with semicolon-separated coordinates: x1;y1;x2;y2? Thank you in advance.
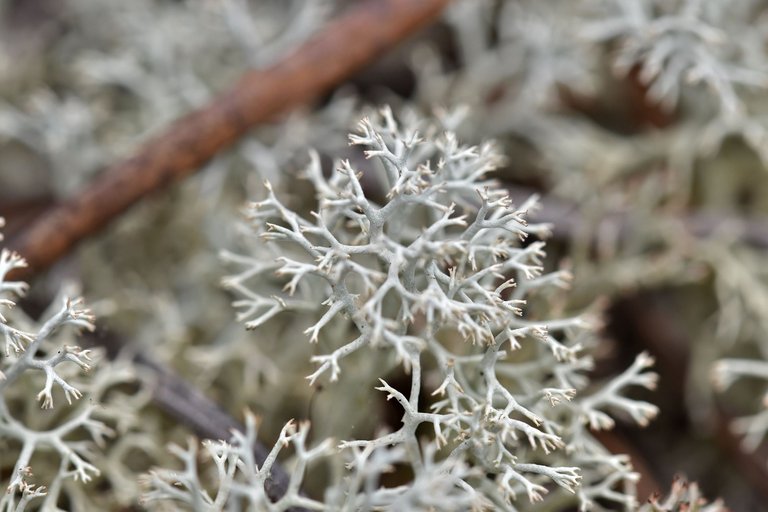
8;0;449;278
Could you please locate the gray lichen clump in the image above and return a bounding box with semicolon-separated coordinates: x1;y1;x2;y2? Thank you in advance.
0;222;137;510
140;108;659;511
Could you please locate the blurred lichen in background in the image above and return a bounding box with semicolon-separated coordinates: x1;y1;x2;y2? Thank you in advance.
3;0;768;510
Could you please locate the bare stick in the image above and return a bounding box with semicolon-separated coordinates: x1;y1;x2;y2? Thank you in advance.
8;0;449;277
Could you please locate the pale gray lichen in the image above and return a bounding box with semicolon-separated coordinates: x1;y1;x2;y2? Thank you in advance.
0;219;138;511
142;108;659;511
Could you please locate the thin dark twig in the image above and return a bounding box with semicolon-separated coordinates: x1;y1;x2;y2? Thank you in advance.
506;185;768;249
92;332;306;509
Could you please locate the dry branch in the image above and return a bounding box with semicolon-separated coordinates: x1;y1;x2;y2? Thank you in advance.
8;0;449;277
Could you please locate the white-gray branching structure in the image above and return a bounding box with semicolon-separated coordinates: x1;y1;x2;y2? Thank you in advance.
712;358;768;455
0;220;134;511
141;412;332;512
142;108;659;511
